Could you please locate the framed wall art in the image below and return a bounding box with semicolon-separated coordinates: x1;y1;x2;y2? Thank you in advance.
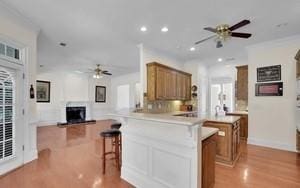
257;65;281;82
95;86;106;103
36;80;51;102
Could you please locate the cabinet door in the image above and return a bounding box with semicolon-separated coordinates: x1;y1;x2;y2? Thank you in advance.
185;75;191;100
202;134;217;188
176;73;183;100
203;122;232;162
236;66;248;101
156;67;166;99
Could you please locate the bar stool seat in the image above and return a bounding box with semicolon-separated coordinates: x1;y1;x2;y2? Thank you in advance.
111;122;122;129
100;129;121;137
100;129;122;174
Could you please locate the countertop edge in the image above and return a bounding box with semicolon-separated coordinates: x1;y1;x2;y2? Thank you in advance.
201;127;219;141
109;113;204;126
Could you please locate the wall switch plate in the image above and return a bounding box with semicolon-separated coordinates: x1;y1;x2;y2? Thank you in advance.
218;131;225;136
158;103;162;109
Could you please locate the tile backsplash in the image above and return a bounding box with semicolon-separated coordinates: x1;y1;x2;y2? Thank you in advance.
143;97;183;113
236;100;248;111
143;96;198;113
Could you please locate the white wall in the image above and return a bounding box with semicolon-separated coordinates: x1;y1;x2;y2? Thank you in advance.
139;44;185;107
184;60;209;113
247;35;299;152
140;45;183;89
0;1;39;172
111;72;140;110
37;71;112;125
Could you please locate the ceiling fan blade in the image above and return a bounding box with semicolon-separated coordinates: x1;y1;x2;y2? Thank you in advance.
231;32;252;38
195;35;216;45
102;72;112;75
229;20;250;31
204;27;217;33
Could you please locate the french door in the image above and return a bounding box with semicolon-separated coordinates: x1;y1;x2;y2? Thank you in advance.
210;82;233;113
0;59;24;175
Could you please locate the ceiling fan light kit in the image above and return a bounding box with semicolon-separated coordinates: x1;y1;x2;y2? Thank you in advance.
92;64;112;79
195;19;252;48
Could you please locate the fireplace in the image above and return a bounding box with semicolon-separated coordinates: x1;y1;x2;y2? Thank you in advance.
66;106;86;123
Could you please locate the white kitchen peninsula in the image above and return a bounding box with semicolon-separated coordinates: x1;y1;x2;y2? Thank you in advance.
111;111;205;188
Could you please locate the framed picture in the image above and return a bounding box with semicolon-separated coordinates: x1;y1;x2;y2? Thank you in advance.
36;80;51;102
257;65;281;82
255;82;283;96
95;86;106;103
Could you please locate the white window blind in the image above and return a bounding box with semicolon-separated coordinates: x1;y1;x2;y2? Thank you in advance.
0;69;14;161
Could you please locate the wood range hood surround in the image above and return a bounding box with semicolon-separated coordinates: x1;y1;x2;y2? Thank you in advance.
147;62;192;101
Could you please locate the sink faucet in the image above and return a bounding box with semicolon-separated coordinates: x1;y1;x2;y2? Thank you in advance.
215;105;221;116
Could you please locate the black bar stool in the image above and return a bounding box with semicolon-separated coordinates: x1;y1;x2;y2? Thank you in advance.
111;122;122;129
100;129;121;174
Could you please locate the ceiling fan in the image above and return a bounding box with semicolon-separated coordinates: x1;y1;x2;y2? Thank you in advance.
195;19;252;48
91;64;112;79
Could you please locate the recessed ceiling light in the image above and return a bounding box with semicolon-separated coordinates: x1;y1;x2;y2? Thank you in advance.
140;26;147;32
161;27;169;33
59;42;67;47
218;58;223;62
190;47;195;51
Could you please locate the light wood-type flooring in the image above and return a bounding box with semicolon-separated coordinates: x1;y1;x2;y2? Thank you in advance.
0;120;299;188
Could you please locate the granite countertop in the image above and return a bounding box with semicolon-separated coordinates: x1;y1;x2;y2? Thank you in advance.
110;110;240;126
203;115;241;124
110;110;204;126
201;127;219;140
226;111;248;115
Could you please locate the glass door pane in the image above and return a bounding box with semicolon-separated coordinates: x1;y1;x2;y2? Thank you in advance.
222;83;233;112
211;84;221;113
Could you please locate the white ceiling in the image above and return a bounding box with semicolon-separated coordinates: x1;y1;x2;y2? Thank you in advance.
3;0;300;74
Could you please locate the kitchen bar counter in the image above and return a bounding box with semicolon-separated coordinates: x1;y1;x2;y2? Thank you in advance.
110;110;202;188
111;110;240;127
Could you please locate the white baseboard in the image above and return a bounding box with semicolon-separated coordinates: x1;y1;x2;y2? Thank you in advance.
24;149;38;163
248;137;297;152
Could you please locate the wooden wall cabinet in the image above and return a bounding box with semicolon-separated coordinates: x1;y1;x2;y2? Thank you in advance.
147;62;192;101
203;120;241;166
202;133;217;188
236;65;248;101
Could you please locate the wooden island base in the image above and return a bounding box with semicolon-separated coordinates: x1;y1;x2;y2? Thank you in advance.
203;118;241;167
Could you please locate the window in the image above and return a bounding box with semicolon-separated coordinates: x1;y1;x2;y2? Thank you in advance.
0;69;14;161
0;42;20;61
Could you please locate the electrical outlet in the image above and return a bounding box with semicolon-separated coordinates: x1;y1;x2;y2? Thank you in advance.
147;104;152;109
218;131;225;136
158;103;162;109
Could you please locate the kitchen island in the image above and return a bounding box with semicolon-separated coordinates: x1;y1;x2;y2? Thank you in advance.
111;111;221;188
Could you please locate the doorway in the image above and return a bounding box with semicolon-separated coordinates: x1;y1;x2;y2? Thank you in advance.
210;81;233;113
0;59;24;175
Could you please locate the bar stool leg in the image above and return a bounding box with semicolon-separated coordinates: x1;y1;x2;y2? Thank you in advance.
115;136;120;170
102;137;106;174
119;134;122;165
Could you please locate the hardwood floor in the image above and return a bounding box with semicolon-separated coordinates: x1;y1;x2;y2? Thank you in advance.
0;120;133;188
215;141;300;188
0;120;299;188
